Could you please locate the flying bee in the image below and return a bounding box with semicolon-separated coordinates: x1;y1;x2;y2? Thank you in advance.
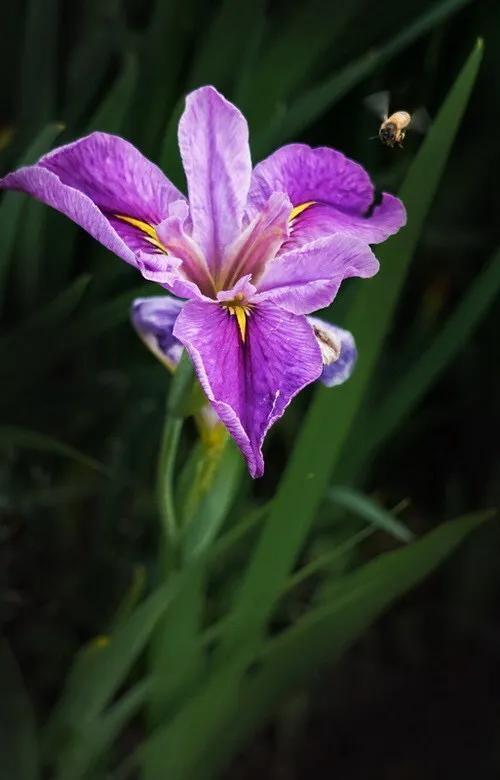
364;91;430;148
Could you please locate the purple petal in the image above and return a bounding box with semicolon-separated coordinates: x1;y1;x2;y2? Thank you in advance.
178;86;252;278
0;132;184;269
254;234;378;314
219;192;291;289
173;300;322;477
131;296;184;371
249;143;406;248
307;316;357;387
40;132;183;224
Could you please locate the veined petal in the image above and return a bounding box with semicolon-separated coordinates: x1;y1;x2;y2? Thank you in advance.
40;132;183;223
307;316;357;387
249;143;406;248
178;86;252;277
131;296;184;371
0;132;184;269
255;234;379;314
173;300;322;477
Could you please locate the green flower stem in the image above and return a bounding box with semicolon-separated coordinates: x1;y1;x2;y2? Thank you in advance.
156;410;183;564
156;354;195;569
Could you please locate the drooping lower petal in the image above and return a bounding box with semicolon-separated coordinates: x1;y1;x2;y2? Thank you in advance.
255;234;378;314
307;316;357;387
173;300;322;477
248;143;406;248
131;296;184;371
0;132;184;269
178;86;252;277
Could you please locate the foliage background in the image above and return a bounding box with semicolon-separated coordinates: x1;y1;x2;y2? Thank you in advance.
0;0;499;778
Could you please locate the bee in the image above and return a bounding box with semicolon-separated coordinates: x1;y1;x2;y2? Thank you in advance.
364;91;430;148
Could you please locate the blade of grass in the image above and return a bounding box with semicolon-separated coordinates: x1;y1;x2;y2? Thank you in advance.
0;123;64;310
18;0;59;133
241;0;366;131
0;642;40;780
64;0;125;126
186;0;267;93
85;52;139;134
140;511;490;779
43;579;181;754
202;511;491;777
54;680;149;780
216;40;483;657
134;0;202;156
327;486;414;542
338;247;500;481
0;426;108;475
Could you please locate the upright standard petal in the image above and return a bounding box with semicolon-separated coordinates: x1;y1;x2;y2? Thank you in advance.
178;86;252;278
255;234;379;314
219;192;291;289
307;316;357;387
173;300;322;477
131;296;184;371
249;143;406;248
0;132;184;268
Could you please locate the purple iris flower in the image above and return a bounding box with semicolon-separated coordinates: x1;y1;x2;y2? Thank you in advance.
0;86;405;477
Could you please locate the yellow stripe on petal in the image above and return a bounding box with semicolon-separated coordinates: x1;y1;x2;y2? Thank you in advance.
225;303;249;342
289;201;315;221
234;306;247;343
114;214;168;253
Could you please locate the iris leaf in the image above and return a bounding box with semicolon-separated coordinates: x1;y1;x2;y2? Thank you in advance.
186;0;267;94
54;680;149;780
199;511;491;777
241;0;367;132
0;123;64;311
327;486;414;542
0;426;108;475
338;245;500;481
43;579;181;756
139;511;490;779
85;52;139;135
18;0;59;133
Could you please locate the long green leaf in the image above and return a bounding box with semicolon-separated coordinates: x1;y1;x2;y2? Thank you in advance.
54;680;149;780
186;0;267;93
44;579;180;754
216;40;483;657
0;124;64;309
86;53;139;135
327;486;414;542
201;511;491;777
339;246;500;481
18;0;59;131
242;0;366;132
0;426;108;474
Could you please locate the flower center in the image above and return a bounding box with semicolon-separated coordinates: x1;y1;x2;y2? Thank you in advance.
221;293;252;343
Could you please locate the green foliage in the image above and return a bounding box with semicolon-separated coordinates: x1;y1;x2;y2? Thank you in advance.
0;643;39;780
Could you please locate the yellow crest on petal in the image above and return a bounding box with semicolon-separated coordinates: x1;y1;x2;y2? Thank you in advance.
114;214;168;253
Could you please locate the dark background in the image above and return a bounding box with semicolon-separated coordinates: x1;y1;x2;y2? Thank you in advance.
1;1;499;777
